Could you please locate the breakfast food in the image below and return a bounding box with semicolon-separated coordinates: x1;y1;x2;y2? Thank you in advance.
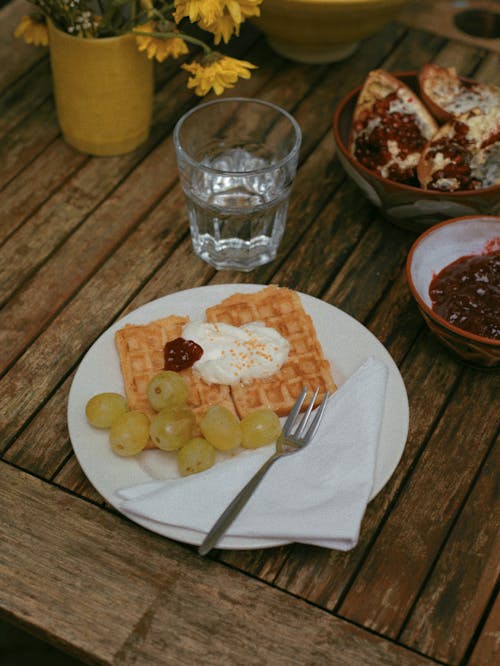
149;405;196;451
177;437;216;476
419;64;500;122
417;106;500;191
429;250;500;340
114;286;335;437
241;409;282;449
205;286;336;417
85;392;127;428
115;314;235;422
350;69;438;185
85;287;335;472
349;66;500;192
181;320;290;385
147;371;189;412
109;410;150;456
200;406;243;451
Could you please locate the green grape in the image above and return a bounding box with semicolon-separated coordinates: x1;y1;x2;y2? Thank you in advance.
149;405;195;451
241;409;282;449
109;411;149;456
85;392;127;429
147;371;189;412
177;437;216;477
200;406;242;451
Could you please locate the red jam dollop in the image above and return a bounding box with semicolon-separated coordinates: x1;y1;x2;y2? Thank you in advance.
429;250;500;340
164;337;203;371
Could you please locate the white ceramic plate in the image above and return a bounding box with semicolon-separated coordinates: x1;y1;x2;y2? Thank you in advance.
67;284;409;549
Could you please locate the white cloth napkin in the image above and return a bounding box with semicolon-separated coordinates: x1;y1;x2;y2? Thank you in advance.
116;357;388;550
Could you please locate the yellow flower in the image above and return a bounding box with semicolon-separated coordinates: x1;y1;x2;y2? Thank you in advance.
135;21;189;62
198;14;236;45
185;0;262;44
174;0;225;26
228;0;262;22
14;15;48;47
182;55;256;96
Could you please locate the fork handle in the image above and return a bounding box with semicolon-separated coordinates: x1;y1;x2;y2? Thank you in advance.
198;452;281;556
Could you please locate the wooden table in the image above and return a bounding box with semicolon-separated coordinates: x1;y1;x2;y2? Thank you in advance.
1;1;499;664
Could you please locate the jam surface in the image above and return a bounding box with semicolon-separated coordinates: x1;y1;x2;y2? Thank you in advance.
164;337;203;371
425;120;480;191
353;92;426;185
429;250;500;340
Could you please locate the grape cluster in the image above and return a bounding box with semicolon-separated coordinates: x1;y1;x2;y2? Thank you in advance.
85;371;281;476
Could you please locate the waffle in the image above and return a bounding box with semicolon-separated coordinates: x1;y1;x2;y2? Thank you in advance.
114;315;234;448
206;286;336;417
114;287;336;447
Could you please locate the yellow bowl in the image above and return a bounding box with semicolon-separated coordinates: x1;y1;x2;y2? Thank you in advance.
254;0;410;63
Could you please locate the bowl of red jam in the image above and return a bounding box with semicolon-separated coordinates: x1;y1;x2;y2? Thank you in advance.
333;73;500;232
406;215;500;368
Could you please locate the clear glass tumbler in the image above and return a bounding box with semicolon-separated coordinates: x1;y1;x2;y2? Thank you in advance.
173;98;302;271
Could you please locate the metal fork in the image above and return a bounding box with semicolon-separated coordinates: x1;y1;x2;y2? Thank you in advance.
198;387;330;556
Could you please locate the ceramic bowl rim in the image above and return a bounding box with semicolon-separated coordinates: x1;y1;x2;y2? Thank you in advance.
405;214;500;348
332;70;500;198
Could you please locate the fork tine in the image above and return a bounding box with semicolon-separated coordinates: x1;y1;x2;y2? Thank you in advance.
282;387;308;436
304;390;330;441
294;387;320;439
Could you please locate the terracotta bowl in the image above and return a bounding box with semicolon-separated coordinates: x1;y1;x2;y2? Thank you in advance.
333;72;500;232
253;0;410;64
406;215;500;369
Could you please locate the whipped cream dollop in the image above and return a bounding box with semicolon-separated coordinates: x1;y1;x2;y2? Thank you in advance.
182;321;290;385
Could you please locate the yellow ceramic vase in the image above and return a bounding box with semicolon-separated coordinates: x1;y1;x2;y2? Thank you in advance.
48;21;154;156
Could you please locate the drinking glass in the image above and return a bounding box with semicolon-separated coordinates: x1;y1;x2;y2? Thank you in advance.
173;98;302;271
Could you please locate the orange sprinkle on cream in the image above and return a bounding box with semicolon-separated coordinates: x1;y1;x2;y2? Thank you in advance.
181;320;290;385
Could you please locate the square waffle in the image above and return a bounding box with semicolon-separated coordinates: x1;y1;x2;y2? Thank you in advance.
206;286;336;417
115;315;234;448
115;315;187;417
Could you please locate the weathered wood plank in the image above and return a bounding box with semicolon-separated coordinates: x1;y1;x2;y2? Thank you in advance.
468;592;500;666
0;38;278;369
0;463;441;666
0;99;61;192
52;452;106;504
418;39;485;75
3;372;89;489
475;52;500;83
400;437;500;664
0;135;89;246
0;59;52;139
398;0;500;54
0;0;47;94
338;368;499;638
268;146;374;292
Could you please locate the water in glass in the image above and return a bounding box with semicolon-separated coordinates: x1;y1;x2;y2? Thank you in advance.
185;142;290;271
